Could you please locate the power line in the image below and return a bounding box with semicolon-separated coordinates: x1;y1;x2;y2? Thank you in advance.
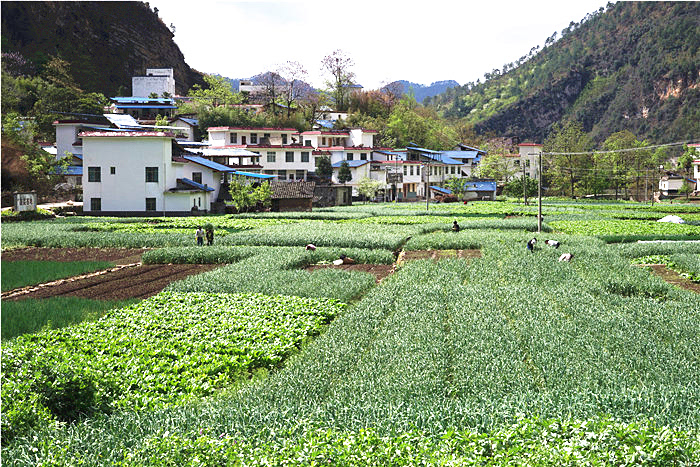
540;140;698;156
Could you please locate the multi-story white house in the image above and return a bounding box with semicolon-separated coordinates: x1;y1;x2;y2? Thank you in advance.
81;131;234;215
691;143;700;192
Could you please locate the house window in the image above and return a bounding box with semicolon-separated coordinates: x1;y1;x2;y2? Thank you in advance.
145;197;157;211
145;167;159;182
90;197;101;211
322;137;326;146
278;170;287;180
360;153;367;160
347;154;354;161
110;167;116;175
296;170;305;180
403;166;407;176
192;172;202;184
230;133;237;144
282;134;288;145
410;166;414;176
87;166;101;182
304;139;311;146
264;133;270;140
251;133;258;144
267;152;276;163
286;151;294;163
526;159;531;167
301;151;309;163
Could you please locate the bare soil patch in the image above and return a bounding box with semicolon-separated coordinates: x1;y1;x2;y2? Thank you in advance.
4;264;219;301
402;249;482;261
305;263;396;283
2;247;147;265
648;264;700;294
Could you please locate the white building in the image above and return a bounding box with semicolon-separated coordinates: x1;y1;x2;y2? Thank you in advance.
691;143;700;192
81;131;234;215
132;68;176;98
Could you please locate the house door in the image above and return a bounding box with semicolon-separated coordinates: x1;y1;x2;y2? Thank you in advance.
241;136;247;145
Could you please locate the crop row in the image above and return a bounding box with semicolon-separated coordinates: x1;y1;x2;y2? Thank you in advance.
142;245;394;265
549;219;700;238
1;260;114;291
10;416;699;465
1;292;346;444
7;231;699;463
164;248;382;302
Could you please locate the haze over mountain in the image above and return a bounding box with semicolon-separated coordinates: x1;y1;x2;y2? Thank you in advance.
425;1;699;144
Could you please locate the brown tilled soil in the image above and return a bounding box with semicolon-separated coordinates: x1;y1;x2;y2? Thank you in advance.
2;247;148;265
401;249;482;261
305;263;396;283
4;263;219;301
647;264;700;294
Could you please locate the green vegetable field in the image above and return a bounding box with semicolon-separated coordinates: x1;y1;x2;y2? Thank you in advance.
2;200;699;465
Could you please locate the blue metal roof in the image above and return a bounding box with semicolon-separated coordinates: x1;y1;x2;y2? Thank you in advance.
178;117;199;126
233;171;276;179
52;166;83;176
430;185;451;194
183;155;235;172
442;150;479;160
315;119;335;129
115;105;177;109
111;97;175;104
180;178;215;191
466;181;497;191
332;160;370;168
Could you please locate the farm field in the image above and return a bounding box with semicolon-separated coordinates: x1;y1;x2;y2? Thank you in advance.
1;199;700;465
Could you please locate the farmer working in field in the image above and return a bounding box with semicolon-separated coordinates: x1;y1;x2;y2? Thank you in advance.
195;226;205;246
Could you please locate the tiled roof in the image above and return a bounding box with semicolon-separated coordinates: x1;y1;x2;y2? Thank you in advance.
270;181;316;199
183;155;235;172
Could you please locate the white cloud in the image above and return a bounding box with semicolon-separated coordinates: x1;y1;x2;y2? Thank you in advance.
151;0;606;90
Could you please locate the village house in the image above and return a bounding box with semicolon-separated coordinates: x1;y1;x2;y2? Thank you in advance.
81;131;235;215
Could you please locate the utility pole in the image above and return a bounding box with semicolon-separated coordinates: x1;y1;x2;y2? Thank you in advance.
537;151;542;233
645;167;649;204
425;163;430;212
522;158;528;206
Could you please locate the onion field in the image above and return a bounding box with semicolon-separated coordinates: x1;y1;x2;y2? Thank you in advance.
2;200;699;465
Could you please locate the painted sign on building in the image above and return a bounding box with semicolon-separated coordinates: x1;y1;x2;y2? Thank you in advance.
14;191;37;212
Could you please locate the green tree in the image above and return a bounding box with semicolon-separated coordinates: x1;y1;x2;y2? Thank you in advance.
598;130;651;200
315;156;333;182
503;175;538;199
357;177;383;203
183;74;243;112
543;121;590;197
321;49;355;112
443;177;469;199
337;160;352;184
251;181;272;210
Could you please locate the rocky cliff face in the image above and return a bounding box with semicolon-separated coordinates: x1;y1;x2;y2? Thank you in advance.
1;1;204;96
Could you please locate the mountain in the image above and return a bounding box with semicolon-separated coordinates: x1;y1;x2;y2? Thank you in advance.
1;1;205;96
387;80;460;103
426;2;699;144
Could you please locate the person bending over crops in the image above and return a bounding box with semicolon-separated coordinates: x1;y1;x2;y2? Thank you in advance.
452;220;460;232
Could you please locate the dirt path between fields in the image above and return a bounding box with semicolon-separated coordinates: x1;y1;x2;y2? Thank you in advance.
3;263;219;301
1;247;147;265
647;264;700;294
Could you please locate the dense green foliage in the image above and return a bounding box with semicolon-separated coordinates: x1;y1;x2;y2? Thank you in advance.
1;260;114;291
1;292;345;443
427;2;700;144
1;297;137;341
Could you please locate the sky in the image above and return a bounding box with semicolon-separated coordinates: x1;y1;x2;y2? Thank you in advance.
150;0;608;91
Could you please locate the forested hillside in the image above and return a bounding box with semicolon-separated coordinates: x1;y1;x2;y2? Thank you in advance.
427;2;699;144
1;1;204;96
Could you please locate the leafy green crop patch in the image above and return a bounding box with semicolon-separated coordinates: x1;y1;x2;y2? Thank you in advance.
549;219;700;238
1;292;346;443
1;260;114;291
